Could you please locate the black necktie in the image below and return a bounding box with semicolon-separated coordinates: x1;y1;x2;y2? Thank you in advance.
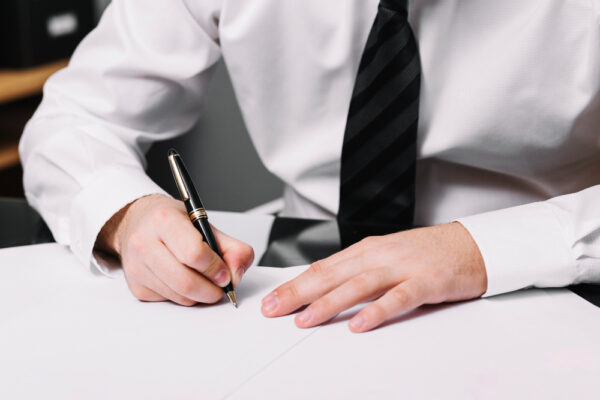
338;0;421;232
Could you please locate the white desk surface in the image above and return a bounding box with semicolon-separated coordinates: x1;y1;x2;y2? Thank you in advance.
1;211;600;400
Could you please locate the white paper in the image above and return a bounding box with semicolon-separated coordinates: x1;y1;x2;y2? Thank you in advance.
2;242;600;400
228;289;600;399
0;243;310;400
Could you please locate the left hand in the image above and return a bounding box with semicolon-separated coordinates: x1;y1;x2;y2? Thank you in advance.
261;222;487;333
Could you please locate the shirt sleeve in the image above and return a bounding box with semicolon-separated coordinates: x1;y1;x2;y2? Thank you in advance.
19;0;223;270
457;186;600;296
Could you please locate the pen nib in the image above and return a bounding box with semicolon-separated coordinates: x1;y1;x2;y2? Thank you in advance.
226;291;238;308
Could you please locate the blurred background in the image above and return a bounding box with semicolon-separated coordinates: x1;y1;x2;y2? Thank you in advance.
0;0;282;212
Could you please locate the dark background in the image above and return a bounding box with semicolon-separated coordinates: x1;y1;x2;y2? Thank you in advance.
0;0;283;212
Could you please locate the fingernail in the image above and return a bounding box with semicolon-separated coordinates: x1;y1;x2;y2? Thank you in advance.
296;308;313;325
349;315;366;332
237;264;247;281
262;292;279;315
214;269;230;286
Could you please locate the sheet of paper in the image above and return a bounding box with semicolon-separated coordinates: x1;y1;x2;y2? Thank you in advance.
228;288;600;399
3;240;600;400
0;243;310;400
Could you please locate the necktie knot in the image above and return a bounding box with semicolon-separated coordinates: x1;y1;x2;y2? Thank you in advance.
380;0;408;14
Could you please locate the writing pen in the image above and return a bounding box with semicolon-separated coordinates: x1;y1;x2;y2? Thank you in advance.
167;148;237;307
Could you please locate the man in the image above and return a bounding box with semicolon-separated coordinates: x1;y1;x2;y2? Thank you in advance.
20;0;600;332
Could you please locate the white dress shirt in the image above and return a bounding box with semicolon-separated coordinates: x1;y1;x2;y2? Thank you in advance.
20;0;600;296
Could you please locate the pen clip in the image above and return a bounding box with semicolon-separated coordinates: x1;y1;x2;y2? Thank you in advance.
168;154;191;201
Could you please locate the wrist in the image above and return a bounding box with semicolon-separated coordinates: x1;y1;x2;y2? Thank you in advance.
95;201;132;256
451;221;487;296
95;194;163;256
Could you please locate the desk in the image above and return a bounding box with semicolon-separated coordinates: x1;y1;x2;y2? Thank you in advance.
1;200;600;399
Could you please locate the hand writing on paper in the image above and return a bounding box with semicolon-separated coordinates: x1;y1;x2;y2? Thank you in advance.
261;222;487;332
96;194;254;305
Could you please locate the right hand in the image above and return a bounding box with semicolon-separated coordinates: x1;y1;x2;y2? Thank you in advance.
95;194;255;306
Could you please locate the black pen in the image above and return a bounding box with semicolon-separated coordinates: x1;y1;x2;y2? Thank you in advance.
167;148;237;307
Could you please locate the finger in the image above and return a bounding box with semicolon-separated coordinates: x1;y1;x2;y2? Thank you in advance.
212;226;255;287
139;263;198;306
294;268;397;328
123;256;208;306
157;210;232;287
317;235;378;266
262;236;390;317
261;256;366;318
146;244;224;304
349;278;428;333
122;258;169;302
128;284;167;302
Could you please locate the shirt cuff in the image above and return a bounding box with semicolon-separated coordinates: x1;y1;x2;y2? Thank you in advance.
457;201;577;297
68;166;169;274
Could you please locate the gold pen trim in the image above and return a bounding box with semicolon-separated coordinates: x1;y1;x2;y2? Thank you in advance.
189;208;208;223
226;291;238;308
168;154;190;201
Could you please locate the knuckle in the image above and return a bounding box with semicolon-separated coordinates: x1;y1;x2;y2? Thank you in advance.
175;297;197;307
174;276;196;298
282;283;301;301
379;242;397;257
367;302;387;321
352;273;374;289
183;242;206;267
128;231;146;253
412;277;439;303
359;236;377;247
152;205;171;224
130;285;151;301
358;250;374;267
408;279;425;298
313;296;331;314
308;260;332;281
204;290;223;304
124;264;143;283
308;260;325;275
389;287;411;305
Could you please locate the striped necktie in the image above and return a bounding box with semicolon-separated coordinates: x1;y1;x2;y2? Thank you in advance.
338;0;421;232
